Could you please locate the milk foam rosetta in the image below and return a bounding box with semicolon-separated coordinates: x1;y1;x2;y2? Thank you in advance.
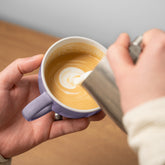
59;67;85;89
59;67;92;89
45;43;105;110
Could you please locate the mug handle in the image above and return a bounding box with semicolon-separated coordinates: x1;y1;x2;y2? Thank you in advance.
22;92;53;121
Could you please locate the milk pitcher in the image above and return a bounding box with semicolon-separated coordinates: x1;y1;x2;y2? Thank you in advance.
82;36;142;132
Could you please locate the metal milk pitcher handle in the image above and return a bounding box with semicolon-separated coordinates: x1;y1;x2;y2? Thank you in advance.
82;36;143;132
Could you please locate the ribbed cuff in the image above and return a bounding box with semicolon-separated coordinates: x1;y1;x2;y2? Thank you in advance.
122;97;165;165
0;155;11;165
123;97;165;134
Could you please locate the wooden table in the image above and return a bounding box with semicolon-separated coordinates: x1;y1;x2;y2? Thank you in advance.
0;21;138;165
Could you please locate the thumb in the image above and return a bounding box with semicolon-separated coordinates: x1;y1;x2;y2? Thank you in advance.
107;33;134;81
49;118;90;139
0;54;43;89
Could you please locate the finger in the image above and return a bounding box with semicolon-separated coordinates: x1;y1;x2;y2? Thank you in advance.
0;54;43;89
141;29;165;59
22;75;40;101
49;118;90;139
107;33;134;80
88;111;105;121
143;29;165;46
115;33;130;48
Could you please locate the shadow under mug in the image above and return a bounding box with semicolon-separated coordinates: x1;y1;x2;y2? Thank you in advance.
22;36;107;121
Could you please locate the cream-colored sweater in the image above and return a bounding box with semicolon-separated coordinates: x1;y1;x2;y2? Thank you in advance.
0;155;11;165
1;97;165;165
123;97;165;165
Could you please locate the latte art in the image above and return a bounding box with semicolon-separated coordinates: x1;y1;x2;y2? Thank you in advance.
72;70;92;85
59;67;85;89
45;42;105;110
59;67;92;90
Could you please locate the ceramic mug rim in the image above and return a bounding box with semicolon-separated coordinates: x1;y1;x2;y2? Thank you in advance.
41;36;107;113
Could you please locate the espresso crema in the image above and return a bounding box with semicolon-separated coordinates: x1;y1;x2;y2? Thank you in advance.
45;43;105;110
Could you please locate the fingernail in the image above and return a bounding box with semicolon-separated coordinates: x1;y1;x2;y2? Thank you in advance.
31;54;44;60
26;54;43;62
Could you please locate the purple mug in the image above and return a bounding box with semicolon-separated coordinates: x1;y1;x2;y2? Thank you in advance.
22;36;107;121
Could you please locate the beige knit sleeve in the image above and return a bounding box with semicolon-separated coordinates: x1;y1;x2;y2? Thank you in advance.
0;155;11;165
123;97;165;165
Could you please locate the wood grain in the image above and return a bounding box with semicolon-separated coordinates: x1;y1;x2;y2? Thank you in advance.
0;21;138;165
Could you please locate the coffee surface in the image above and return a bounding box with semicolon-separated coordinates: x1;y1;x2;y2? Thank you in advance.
45;43;104;110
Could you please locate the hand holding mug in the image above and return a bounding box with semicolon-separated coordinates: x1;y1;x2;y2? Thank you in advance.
0;55;105;158
23;37;106;121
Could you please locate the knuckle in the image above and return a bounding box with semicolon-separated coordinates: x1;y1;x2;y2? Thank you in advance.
13;58;25;74
144;28;161;37
108;44;117;53
154;38;165;51
148;28;161;34
77;120;89;131
14;58;23;64
143;29;165;45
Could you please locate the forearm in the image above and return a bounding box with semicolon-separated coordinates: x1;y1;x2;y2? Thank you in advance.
123;97;165;165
